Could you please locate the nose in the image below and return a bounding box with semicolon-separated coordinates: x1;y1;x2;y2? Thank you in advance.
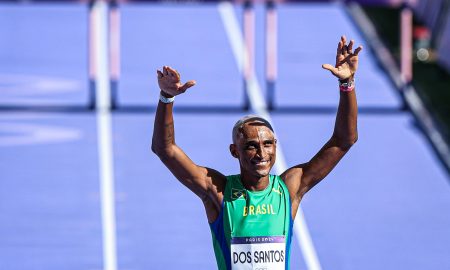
256;144;267;159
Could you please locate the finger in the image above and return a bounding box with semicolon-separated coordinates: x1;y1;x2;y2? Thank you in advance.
180;80;196;92
157;70;163;78
354;45;363;56
348;39;354;52
341;36;348;55
322;64;339;76
166;66;179;78
339;36;346;54
163;66;169;76
337;40;343;55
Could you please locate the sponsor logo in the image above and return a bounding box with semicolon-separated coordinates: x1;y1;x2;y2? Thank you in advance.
272;187;282;195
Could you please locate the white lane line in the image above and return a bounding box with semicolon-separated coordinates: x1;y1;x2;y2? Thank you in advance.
218;2;322;270
93;1;118;270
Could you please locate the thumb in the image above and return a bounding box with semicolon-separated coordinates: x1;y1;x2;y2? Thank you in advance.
322;64;339;76
180;80;196;92
322;64;337;74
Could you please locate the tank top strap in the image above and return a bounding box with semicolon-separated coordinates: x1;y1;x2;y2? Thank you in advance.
224;174;240;199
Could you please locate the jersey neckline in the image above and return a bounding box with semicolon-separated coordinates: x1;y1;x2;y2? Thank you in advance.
237;174;274;196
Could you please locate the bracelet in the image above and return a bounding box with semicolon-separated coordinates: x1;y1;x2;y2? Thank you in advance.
159;93;175;103
339;78;355;92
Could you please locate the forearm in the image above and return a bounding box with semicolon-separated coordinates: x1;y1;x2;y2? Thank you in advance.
151;92;176;155
332;80;358;149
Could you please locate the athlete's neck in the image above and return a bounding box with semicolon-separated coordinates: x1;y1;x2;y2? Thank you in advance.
240;173;270;191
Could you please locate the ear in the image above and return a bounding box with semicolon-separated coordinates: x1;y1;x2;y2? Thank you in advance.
229;144;239;158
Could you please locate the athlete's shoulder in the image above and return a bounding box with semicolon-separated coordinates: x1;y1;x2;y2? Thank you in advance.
271;174;290;192
225;174;241;181
271;174;283;182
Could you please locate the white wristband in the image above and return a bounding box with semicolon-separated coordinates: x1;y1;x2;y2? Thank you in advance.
159;93;175;104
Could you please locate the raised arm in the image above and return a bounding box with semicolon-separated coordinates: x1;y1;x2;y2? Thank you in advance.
151;66;225;222
282;36;362;208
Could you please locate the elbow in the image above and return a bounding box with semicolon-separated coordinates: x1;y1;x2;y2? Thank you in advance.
345;135;358;150
151;142;175;160
353;133;358;144
151;140;159;155
339;141;356;151
151;143;158;155
344;133;358;150
151;143;165;157
333;133;358;151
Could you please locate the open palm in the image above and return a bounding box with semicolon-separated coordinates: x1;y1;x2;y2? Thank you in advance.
322;36;362;80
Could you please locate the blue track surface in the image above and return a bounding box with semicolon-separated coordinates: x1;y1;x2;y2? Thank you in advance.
119;4;243;107
0;4;88;106
1;2;449;270
0;114;102;269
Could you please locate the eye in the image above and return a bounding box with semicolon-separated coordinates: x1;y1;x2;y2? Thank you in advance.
245;143;258;150
264;140;274;146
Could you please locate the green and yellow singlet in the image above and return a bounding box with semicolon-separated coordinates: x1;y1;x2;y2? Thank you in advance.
209;174;293;270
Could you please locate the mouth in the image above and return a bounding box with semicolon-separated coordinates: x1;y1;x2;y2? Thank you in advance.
252;160;270;166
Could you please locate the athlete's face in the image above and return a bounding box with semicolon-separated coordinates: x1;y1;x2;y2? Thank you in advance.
230;123;277;179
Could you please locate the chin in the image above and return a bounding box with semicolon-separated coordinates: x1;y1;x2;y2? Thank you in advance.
254;168;271;178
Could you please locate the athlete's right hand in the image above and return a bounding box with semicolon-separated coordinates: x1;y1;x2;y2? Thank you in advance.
157;66;196;97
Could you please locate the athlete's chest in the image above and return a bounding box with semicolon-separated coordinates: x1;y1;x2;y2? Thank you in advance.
224;189;290;269
224;188;288;237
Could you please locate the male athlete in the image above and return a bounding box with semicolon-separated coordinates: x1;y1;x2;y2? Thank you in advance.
152;36;362;269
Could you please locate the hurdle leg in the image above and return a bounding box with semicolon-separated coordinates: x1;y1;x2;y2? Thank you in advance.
243;0;255;111
265;0;277;111
88;0;97;110
400;1;413;89
109;0;120;110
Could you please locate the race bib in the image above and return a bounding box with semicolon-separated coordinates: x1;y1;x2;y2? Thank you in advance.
230;236;286;270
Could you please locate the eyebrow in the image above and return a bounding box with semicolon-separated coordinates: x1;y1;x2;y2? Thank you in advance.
243;138;275;143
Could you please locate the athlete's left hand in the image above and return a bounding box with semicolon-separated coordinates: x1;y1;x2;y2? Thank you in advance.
157;66;196;97
322;36;363;80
